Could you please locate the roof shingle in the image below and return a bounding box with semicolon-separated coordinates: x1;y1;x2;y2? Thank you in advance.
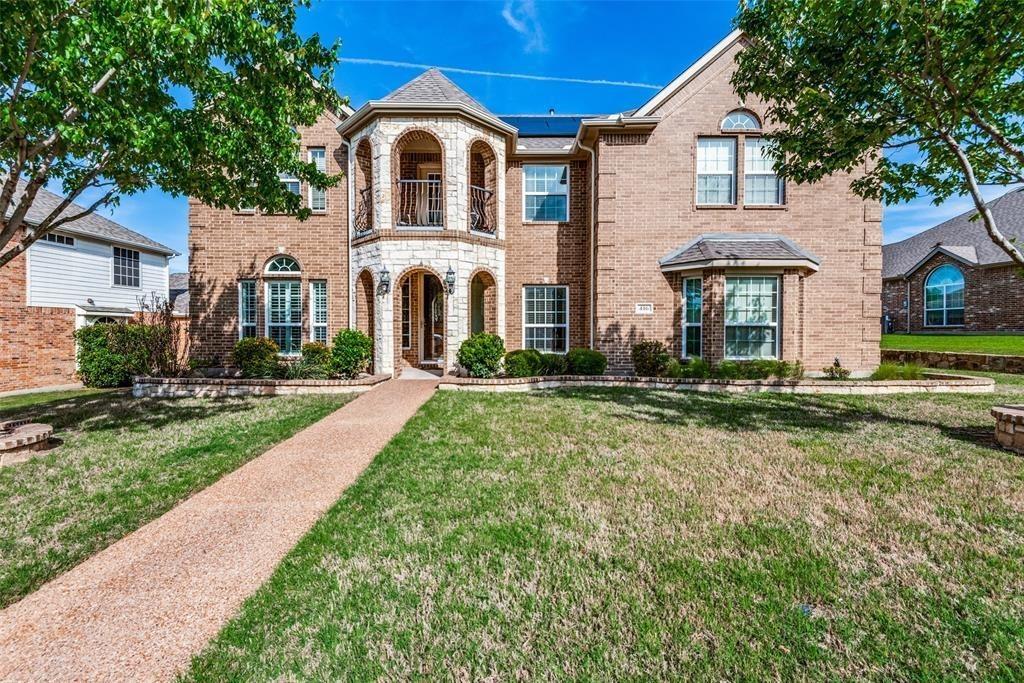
382;69;491;114
660;233;819;270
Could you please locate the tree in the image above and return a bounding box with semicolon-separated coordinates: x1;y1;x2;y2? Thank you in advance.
732;0;1024;267
0;0;343;268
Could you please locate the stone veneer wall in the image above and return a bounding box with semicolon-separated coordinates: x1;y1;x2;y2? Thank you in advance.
882;349;1024;374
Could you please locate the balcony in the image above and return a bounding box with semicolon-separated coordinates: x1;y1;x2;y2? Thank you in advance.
470;185;495;234
395;179;443;228
354;187;372;235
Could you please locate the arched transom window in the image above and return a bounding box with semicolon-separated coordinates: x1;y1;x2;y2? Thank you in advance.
925;264;965;326
721;110;761;131
265;255;300;274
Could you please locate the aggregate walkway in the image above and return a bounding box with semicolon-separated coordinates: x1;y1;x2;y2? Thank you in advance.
0;378;438;682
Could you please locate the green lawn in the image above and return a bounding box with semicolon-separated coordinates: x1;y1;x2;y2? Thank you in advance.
883;333;1024;355
0;389;352;608
185;373;1024;680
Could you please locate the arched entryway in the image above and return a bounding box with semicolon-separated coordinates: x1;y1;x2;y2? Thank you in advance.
394;267;447;372
468;269;497;336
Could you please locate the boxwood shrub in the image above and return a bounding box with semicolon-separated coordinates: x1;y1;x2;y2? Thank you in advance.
457;333;506;378
538;352;568;376
566;348;607;376
332;329;374;379
504;349;543;378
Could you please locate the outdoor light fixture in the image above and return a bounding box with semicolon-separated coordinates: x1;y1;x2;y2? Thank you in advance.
445;266;456;295
377;266;391;297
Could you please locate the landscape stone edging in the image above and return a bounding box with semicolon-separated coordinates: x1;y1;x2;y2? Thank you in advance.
992;405;1024;454
132;374;390;398
438;373;994;395
882;349;1024;375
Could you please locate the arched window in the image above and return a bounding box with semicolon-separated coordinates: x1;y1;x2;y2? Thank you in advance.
925;264;965;326
721;110;761;131
265;255;300;274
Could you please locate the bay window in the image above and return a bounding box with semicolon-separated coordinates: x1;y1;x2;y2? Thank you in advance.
725;276;779;359
683;277;702;358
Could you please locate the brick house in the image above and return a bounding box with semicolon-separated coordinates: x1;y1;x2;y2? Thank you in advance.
1;179;177;393
189;30;882;376
882;187;1024;334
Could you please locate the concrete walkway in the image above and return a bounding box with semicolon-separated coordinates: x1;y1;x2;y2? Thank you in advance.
0;378;438;681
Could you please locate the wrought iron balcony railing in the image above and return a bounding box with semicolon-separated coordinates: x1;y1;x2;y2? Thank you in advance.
396;179;443;227
354;187;372;235
469;184;495;234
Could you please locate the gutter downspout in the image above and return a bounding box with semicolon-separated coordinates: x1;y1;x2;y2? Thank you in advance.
345;138;355;330
905;277;911;333
578;138;597;349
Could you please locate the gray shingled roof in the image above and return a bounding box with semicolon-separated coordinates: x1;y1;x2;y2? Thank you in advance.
883;187;1024;279
169;272;189;316
382;69;491;114
4;177;176;255
660;233;819;269
516;136;575;151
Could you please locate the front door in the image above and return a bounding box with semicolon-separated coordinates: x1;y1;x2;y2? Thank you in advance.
421;274;444;364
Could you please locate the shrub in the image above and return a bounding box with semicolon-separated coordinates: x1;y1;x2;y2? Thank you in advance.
301;342;332;368
713;360;743;380
457;333;506;378
538;353;568;376
663;358;684;378
681;358;712;378
331;329;374;379
233;337;280;378
870;362;925;381
631;341;670;377
283;358;333;380
566;348;608;376
504;349;543;378
75;324;130;387
821;357;852;380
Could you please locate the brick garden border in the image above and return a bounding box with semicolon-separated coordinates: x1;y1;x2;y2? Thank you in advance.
992;405;1024;455
438;373;995;395
882;349;1024;374
132;374;390;398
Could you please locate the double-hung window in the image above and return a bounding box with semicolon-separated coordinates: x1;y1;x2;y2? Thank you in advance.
744;138;784;205
523;165;569;222
523;285;568;353
309;147;327;212
683;277;702;358
112;247;140;287
266;280;302;355
725;276;779;359
696;138;736;205
310;281;328;343
239;280;257;339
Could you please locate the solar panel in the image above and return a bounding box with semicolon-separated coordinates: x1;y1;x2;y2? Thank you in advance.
499;115;596;136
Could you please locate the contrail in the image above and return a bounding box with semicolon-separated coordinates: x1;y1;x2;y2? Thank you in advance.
339;57;662;90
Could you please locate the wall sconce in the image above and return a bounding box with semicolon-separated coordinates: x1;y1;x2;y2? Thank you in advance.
377;266;391;297
445;266;456;295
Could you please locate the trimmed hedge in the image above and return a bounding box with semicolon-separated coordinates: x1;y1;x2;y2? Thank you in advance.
75;324;130;387
504;349;543;378
538;352;568;376
332;329;374;379
457;333;506;378
566;348;607;376
233;337;281;378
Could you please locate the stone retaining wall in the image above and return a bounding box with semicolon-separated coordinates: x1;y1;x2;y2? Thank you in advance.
133;375;390;398
882;349;1024;374
992;406;1024;455
439;373;994;395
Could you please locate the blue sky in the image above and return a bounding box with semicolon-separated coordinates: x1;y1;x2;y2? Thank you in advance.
69;0;1017;271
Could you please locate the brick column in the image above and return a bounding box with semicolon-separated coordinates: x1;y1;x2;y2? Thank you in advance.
702;269;726;364
781;269;803;362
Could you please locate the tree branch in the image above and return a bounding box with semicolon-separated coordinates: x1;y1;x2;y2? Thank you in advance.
0;187;117;269
25;66;118;160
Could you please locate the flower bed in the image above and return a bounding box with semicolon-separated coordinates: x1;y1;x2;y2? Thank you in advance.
132;374;390;398
439;372;994;395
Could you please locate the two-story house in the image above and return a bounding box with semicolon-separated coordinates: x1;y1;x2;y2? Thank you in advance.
188;31;882;376
1;179;177;392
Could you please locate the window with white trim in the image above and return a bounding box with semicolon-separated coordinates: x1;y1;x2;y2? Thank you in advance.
725;276;779;359
309;147;326;212
683;277;702;358
266;280;302;355
43;233;75;247
310;280;328;343
721;110;761;131
112;247;140;287
696;138;736;205
239;280;257;339
523;165;569;222
280;172;300;199
265;255;300;274
523;285;568;353
925;264;965;326
744;138;784;205
401;279;411;349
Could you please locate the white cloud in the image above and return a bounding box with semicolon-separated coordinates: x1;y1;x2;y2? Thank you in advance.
502;0;546;53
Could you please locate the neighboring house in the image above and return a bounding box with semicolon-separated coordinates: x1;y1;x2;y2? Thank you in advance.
882;187;1024;333
189;30;883;376
0;179;177;392
169;272;190;319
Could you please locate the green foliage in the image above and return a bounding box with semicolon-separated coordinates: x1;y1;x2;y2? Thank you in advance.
631;341;671;377
233;338;281;379
538;353;568;376
301;342;332;368
566;348;608;376
1;0;344;267
74;321;185;387
871;362;926;381
732;0;1024;266
331;329;373;379
821;358;853;381
282;359;333;380
504;349;543;378
456;333;506;379
676;358;713;379
713;360;743;380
